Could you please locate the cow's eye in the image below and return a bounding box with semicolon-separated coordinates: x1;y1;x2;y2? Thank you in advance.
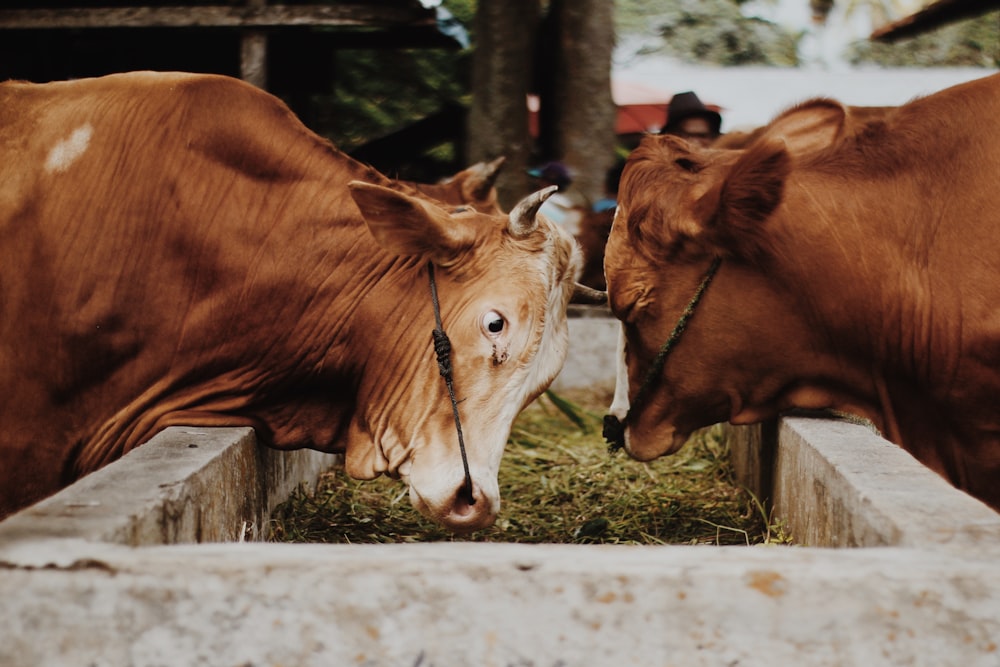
481;310;505;336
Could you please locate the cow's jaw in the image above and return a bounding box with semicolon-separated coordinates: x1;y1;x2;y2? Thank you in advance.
344;425;501;532
609;324;691;461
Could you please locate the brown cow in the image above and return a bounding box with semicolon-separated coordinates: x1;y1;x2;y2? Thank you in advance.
575;110;901;292
604;73;1000;510
710;105;897;150
0;71;596;531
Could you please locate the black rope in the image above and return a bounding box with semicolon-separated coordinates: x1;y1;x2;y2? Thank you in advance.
603;257;722;452
427;262;476;506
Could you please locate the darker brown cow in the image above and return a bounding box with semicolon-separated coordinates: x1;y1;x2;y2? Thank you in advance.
709;105;896;150
605;73;1000;510
0;71;592;531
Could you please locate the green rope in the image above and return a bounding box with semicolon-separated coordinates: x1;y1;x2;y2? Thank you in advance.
603;257;722;452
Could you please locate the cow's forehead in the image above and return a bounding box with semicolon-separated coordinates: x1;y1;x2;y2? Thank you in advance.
463;212;579;286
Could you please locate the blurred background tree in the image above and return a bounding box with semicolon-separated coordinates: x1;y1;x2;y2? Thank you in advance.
804;0;999;66
616;0;802;65
312;0;476;182
466;0;542;207
467;0;617;208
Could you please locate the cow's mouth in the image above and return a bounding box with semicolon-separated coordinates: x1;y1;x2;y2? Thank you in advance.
408;479;497;534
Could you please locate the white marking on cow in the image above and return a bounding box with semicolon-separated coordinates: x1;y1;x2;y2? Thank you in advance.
609;324;630;419
45;123;93;174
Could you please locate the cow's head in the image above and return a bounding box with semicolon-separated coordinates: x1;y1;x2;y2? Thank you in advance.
343;181;595;532
604;100;852;461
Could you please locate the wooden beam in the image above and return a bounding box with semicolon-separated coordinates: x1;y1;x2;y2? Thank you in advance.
870;0;1000;43
0;5;436;30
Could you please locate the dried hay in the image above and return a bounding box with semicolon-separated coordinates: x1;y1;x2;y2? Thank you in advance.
268;389;791;546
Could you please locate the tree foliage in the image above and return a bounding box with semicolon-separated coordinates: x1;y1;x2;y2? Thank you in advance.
616;0;801;66
847;10;1000;67
310;0;476;180
318;48;468;152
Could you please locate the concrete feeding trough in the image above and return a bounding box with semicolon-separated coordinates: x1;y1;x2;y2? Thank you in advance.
2;307;999;666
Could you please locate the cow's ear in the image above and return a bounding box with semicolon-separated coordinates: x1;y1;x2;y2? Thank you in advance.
694;139;791;262
461;156;505;204
758;99;846;156
349;181;477;264
622;135;706;258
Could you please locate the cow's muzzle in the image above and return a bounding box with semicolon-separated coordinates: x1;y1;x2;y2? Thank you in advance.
604;258;722;453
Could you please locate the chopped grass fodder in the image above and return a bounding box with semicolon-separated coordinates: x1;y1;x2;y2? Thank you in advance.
269;389;790;546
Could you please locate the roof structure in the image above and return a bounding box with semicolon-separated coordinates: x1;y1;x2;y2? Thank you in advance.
0;1;471;186
0;1;467;85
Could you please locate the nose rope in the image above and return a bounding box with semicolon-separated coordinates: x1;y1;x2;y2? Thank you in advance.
427;262;476;506
603;257;722;452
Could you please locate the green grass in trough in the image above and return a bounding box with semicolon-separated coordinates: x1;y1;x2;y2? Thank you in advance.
268;389;791;546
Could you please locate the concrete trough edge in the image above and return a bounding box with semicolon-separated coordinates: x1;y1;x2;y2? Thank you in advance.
773;416;1000;549
729;416;1000;551
0;540;998;666
1;422;999;666
0;425;336;546
1;311;1000;665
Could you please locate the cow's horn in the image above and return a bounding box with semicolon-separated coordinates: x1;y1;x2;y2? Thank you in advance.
508;186;557;237
571;283;608;305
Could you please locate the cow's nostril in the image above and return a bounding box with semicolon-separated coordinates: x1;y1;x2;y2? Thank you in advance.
460;480;476;507
451;484;477;517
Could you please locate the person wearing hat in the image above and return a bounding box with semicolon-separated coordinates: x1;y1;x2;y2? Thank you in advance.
526;161;585;235
659;91;722;147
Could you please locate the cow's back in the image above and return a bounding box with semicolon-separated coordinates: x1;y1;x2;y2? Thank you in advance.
0;72;377;515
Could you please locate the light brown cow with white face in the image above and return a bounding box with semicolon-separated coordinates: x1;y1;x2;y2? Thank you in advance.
604;73;1000;510
0;71;596;532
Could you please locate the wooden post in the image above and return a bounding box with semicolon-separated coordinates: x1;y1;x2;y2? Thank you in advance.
241;0;267;89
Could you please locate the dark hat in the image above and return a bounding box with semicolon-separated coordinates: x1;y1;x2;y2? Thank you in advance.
527;161;572;188
660;91;722;136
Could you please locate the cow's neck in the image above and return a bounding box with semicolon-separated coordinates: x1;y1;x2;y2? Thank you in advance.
769;168;1000;503
773;164;958;372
